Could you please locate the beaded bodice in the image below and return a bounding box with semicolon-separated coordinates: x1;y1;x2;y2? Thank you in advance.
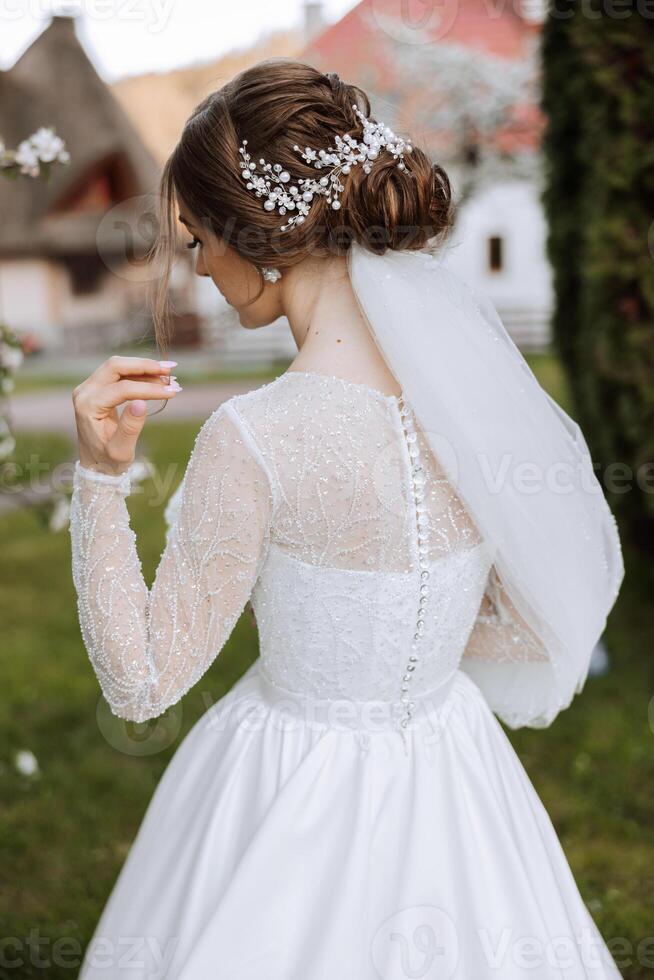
235;373;493;725
252;541;490;707
69;370;546;727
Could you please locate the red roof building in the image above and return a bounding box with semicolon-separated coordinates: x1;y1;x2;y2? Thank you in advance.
306;0;540;63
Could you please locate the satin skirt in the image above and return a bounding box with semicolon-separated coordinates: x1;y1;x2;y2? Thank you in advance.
78;661;621;979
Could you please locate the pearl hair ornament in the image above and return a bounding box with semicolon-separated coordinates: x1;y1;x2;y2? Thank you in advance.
238;104;413;232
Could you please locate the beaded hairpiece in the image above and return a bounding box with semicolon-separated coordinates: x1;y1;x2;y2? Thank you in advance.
238;104;413;232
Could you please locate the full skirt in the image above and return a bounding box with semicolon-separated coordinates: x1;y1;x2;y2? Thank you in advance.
79;662;621;980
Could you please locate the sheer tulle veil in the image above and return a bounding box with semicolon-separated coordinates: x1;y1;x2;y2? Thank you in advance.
347;242;624;727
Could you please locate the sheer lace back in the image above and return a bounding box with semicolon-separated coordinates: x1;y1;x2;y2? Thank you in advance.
233;371;484;572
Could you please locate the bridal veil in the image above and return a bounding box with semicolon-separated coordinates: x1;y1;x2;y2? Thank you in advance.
347;243;624;727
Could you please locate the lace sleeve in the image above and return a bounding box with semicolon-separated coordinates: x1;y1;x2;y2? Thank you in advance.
464;564;548;664
69;402;274;722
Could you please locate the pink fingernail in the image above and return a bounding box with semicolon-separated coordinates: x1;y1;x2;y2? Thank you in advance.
163;383;182;393
159;360;178;368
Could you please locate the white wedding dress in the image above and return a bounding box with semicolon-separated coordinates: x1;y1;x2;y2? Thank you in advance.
69;369;621;979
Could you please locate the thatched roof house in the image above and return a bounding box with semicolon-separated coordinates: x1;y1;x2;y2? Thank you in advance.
0;16;176;350
0;15;158;257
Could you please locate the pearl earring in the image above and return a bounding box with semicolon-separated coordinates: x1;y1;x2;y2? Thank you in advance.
260;266;282;283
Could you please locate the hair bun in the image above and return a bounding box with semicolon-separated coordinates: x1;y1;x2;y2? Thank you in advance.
334;142;452;254
316;71;450;252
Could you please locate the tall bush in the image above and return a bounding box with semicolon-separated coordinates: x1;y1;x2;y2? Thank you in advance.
542;0;654;551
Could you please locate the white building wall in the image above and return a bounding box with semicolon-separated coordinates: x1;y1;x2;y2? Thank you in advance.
0;257;158;352
442;180;553;350
0;259;60;345
57;271;126;328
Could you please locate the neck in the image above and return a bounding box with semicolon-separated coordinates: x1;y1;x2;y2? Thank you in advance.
279;253;401;396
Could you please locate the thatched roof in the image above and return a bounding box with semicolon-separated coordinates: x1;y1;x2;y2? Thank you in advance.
0;15;159;257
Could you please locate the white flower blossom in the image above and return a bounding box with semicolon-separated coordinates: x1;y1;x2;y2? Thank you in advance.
7;127;69;178
14;749;40;777
1;343;23;371
49;495;71;532
30;126;66;163
15;139;41;177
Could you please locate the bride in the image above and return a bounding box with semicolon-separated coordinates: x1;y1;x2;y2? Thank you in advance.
70;61;624;978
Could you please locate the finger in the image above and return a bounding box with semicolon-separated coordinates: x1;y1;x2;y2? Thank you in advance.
99;379;182;411
96;356;178;383
121;372;179;384
106;400;148;464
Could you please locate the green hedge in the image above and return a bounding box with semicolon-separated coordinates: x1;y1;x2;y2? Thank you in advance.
542;0;654;552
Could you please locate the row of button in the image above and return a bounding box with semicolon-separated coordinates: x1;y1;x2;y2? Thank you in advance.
397;396;430;738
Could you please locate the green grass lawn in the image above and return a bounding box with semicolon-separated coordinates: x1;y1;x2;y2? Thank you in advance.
1;365;652;979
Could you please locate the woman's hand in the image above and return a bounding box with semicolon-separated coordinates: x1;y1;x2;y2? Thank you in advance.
72;356;182;476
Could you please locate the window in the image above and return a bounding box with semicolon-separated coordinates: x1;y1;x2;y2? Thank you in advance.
65;255;105;295
488;236;504;273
